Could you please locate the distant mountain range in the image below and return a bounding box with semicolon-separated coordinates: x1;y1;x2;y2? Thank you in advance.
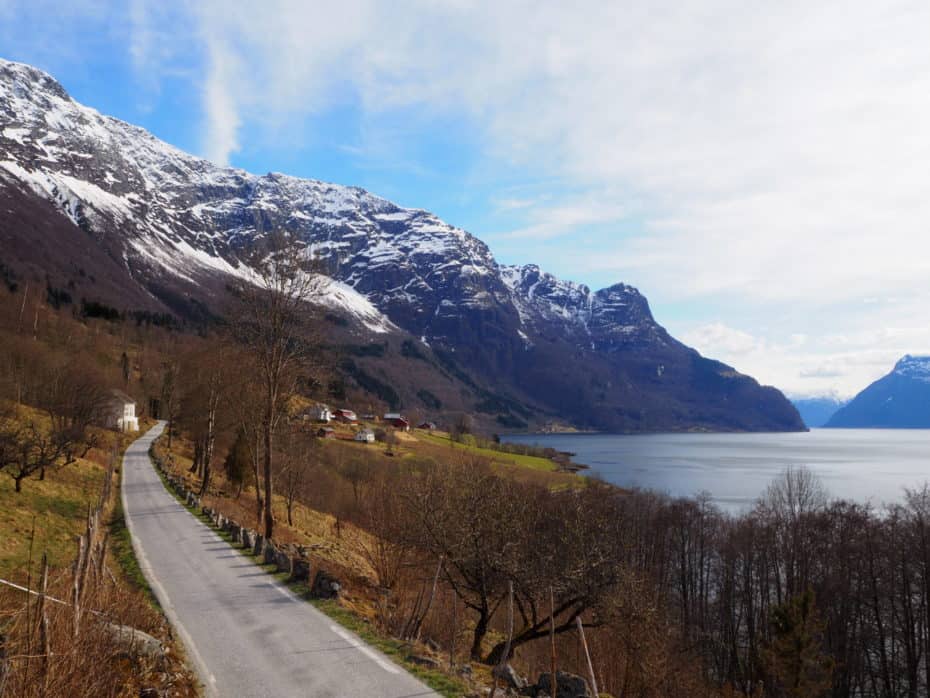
826;355;930;428
791;396;849;428
0;58;804;433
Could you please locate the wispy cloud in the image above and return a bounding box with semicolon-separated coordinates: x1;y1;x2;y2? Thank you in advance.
200;30;240;165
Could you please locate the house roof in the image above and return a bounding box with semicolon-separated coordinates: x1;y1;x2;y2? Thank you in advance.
109;389;136;405
383;413;403;420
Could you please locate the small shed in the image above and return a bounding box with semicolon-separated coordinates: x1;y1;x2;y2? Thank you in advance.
354;428;376;443
105;389;139;432
418;421;437;431
317;427;336;439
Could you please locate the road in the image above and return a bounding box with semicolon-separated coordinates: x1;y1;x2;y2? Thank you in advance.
121;422;439;698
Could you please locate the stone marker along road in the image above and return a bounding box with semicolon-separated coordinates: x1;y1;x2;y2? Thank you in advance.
121;422;439;698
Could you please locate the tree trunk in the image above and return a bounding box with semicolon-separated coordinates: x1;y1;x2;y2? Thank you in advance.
470;608;491;661
262;414;274;540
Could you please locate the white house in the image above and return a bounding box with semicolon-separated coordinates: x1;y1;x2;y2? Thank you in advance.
106;389;139;432
354;428;376;443
307;404;332;423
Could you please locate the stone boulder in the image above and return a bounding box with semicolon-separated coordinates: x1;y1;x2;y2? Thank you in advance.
104;623;166;662
241;529;255;550
534;671;591;698
310;570;341;599
274;549;292;575
263;542;277;566
291;558;311;582
406;654;441;669
493;664;528;690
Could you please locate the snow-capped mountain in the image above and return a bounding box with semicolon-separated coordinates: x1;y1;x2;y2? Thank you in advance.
0;58;804;432
826;356;930;428
790;394;848;428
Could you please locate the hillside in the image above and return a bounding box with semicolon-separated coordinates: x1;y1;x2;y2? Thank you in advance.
0;57;803;433
826;355;930;428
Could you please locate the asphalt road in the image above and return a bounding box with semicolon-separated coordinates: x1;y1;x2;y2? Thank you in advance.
121;422;439;698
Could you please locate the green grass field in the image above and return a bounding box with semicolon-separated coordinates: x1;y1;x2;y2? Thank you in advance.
0;457;107;578
416;432;559;471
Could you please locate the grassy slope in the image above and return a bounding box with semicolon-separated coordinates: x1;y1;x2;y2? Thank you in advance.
416;431;559;470
314;422;581;490
0;408;138;578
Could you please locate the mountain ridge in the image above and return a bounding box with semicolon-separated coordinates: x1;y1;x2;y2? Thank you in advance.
0;57;804;433
826;355;930;429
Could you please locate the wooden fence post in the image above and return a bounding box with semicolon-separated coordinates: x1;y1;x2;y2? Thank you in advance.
576;615;599;697
37;553;50;696
0;632;8;694
449;588;457;669
489;581;515;698
550;586;558;698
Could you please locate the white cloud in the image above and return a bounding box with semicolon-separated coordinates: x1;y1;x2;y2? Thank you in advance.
200;30;240;165
684;323;765;357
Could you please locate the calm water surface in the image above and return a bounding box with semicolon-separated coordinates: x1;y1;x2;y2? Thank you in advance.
505;429;930;513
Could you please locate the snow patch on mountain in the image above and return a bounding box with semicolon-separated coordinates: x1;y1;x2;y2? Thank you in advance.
0;57;658;351
309;277;397;335
893;355;930;383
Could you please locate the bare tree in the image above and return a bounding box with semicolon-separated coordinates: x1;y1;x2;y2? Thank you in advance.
0;410;94;492
236;231;318;540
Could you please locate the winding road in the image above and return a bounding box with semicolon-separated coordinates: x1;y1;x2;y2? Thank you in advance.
121;422;439;698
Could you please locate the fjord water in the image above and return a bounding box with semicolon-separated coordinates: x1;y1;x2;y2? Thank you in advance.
506;429;930;513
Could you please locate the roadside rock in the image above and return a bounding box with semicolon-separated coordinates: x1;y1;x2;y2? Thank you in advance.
493;664;527;690
534;671;591;698
105;623;165;663
310;570;341;599
406;654;441;669
274;549;292;575
291;557;311;582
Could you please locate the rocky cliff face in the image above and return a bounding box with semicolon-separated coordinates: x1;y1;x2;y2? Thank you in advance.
826;356;930;428
0;58;804;432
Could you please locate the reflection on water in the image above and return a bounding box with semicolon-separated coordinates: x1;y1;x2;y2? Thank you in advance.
504;429;930;514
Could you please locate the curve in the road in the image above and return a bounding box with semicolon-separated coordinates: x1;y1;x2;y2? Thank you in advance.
121;422;440;698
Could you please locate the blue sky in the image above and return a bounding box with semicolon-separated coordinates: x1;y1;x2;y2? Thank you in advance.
3;0;929;398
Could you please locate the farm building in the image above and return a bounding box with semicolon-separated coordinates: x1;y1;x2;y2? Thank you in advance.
105;389;139;432
354;428;376;443
306;404;332;423
333;408;358;424
383;413;410;431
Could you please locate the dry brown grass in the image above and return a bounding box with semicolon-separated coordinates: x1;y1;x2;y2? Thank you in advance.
0;418;197;698
0;571;194;697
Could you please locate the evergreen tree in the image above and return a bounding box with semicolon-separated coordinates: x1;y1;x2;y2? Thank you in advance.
763;589;833;698
224;428;250;498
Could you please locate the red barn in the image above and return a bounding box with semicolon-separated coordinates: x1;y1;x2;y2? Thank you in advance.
332;408;357;423
383;413;410;431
